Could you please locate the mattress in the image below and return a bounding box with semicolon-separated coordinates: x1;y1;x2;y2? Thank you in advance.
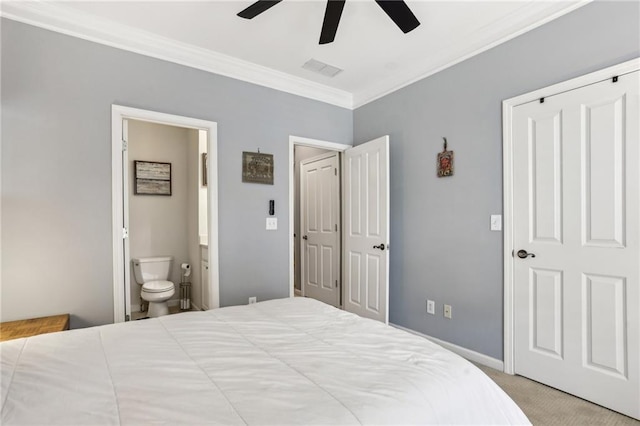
1;297;529;425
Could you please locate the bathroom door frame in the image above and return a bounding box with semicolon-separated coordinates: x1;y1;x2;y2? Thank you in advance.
111;105;220;323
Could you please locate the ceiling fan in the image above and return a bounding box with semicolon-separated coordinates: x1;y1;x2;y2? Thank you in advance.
238;0;420;44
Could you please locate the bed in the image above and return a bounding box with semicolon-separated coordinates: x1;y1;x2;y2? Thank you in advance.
1;297;529;425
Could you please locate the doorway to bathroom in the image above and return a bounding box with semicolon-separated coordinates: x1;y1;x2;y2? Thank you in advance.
111;105;219;323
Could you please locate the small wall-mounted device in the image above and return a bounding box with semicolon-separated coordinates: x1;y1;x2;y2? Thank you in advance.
269;200;275;216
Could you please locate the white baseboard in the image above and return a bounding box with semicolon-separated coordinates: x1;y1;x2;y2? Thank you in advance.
390;323;505;372
294;289;303;297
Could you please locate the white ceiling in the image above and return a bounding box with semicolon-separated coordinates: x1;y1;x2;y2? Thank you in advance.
1;0;589;108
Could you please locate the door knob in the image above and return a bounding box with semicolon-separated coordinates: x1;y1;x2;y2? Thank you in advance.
516;249;535;259
373;243;386;250
302;235;308;240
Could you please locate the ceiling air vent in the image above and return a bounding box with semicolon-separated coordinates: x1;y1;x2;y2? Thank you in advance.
302;58;343;78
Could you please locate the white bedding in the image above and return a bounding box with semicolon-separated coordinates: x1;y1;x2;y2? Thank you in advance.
1;297;529;425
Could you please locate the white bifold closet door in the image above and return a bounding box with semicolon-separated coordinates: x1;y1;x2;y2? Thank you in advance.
512;71;639;419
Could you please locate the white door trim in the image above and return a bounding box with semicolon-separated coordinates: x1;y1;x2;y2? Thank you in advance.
502;57;640;374
288;135;352;298
112;105;220;323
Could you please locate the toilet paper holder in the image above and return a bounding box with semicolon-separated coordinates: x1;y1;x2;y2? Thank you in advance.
180;263;191;310
180;282;191;311
181;263;191;277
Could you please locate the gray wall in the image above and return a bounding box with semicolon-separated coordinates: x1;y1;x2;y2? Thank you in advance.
1;19;352;328
353;1;640;359
2;1;638;355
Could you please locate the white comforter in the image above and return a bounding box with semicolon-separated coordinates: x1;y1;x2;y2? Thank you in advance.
1;297;529;425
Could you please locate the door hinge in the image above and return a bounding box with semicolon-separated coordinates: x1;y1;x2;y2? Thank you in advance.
335;168;337;176
335;224;338;231
335;280;338;288
122;139;128;151
122;227;129;239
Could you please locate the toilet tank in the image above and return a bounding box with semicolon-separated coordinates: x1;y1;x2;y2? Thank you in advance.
132;256;173;284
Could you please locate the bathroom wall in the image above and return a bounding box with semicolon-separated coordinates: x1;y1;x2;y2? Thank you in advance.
128;120;197;310
293;145;332;292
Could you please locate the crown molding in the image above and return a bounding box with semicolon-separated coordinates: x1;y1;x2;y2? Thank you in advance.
1;1;590;111
352;0;592;109
0;1;354;109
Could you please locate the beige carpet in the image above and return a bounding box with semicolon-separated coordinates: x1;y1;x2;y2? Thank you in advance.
476;364;639;425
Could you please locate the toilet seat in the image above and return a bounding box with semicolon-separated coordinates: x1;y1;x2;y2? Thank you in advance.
142;280;174;293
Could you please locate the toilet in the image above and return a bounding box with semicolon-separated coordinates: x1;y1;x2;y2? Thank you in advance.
132;256;176;318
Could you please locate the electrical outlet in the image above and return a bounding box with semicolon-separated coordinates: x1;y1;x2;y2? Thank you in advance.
248;297;257;304
444;304;452;319
426;300;435;315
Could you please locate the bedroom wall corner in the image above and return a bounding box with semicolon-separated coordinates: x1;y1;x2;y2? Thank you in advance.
353;0;640;360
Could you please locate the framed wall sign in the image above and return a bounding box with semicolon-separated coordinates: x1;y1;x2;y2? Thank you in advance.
134;160;172;195
242;151;274;185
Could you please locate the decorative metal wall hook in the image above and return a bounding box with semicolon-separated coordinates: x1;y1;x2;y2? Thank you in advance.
437;136;454;178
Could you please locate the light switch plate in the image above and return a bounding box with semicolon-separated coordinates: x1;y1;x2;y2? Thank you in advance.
266;217;278;230
490;214;502;231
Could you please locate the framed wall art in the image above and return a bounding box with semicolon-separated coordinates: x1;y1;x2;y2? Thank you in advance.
242;151;274;185
134;160;172;195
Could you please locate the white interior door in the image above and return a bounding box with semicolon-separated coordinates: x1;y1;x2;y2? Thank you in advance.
343;136;389;323
301;153;341;307
512;72;639;419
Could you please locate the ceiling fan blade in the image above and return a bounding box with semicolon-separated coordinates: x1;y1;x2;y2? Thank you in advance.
237;0;283;19
374;0;420;33
319;0;346;45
